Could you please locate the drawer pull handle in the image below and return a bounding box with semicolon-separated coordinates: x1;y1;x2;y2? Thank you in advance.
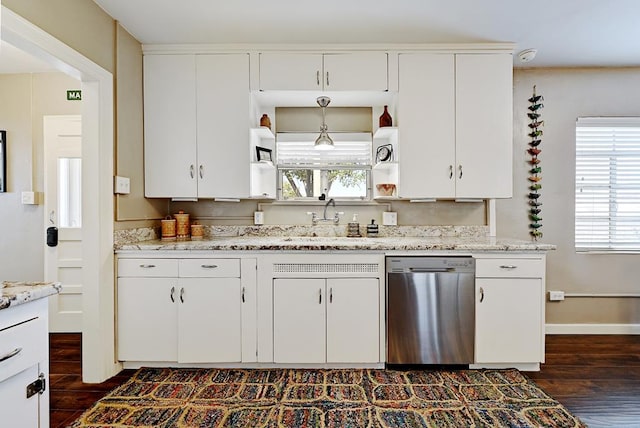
0;347;22;363
139;264;156;269
170;286;175;303
499;265;518;270
201;264;218;269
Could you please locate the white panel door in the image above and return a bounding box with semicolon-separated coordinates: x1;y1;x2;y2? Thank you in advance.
323;53;388;91
475;278;542;363
273;278;326;363
144;54;197;198
117;277;178;361
0;365;40;428
196;54;250;198
455;53;513;198
178;278;242;363
259;53;322;90
397;54;456;198
44;115;83;332
326;278;380;363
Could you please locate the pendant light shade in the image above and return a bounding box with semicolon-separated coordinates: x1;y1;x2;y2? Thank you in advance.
314;96;334;150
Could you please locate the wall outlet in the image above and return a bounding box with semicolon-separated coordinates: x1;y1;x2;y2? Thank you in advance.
382;211;397;226
549;291;565;301
254;211;264;225
21;191;36;205
114;176;130;194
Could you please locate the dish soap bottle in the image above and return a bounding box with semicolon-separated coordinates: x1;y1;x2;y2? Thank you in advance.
347;214;361;237
367;219;379;237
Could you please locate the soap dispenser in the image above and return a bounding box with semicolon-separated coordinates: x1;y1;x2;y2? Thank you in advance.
367;219;379;237
347;214;361;237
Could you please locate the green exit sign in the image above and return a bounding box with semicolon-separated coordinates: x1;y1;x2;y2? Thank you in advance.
67;90;82;101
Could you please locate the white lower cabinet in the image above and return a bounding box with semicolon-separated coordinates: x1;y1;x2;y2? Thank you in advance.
273;278;380;364
474;256;545;367
0;299;50;428
117;258;246;364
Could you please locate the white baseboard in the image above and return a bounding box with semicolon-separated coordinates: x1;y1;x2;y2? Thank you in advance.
546;323;640;335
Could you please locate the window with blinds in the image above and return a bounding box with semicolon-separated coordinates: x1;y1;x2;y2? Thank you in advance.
276;133;372;200
575;117;640;252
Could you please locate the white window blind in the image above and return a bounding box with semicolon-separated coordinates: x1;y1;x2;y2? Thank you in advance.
276;133;372;167
575;117;640;251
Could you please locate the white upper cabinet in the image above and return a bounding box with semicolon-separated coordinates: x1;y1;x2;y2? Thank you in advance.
196;54;250;198
259;52;388;91
398;54;456;198
144;55;197;198
397;53;513;199
144;53;250;199
455;54;513;198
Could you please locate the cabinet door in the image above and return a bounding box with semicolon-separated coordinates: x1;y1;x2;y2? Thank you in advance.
178;278;242;363
144;55;197;198
323;53;388;91
326;278;380;363
455;54;513;198
196;54;251;198
0;364;40;428
117;277;178;361
475;278;542;363
273;279;326;363
259;53;322;90
398;54;456;198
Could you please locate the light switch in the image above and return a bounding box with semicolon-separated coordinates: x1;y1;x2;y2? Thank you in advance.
21;191;36;205
114;176;130;194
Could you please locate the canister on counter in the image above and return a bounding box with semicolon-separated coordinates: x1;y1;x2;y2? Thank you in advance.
190;223;204;240
367;219;379;237
174;210;190;240
161;216;177;241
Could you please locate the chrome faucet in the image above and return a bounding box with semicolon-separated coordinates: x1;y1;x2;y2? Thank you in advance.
323;198;336;221
306;198;343;225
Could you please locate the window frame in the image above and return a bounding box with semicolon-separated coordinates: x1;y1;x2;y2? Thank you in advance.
575;117;640;253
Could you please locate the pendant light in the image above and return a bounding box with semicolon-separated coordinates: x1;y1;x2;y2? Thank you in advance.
314;96;334;150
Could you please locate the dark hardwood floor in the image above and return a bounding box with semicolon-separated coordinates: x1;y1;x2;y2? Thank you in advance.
50;333;640;428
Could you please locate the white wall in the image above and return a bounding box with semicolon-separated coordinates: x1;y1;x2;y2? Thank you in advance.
0;73;81;281
498;67;640;325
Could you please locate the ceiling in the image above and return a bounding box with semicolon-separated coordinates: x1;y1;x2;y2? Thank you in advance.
91;0;640;68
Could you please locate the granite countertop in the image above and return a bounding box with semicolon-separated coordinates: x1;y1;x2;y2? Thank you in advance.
116;235;556;252
0;281;62;310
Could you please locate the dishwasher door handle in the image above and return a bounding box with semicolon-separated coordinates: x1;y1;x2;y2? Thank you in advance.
408;268;454;273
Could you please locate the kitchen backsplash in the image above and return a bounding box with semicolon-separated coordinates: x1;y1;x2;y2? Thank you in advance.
114;224;489;247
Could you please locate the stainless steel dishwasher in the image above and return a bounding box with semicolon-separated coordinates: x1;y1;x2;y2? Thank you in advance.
386;256;475;365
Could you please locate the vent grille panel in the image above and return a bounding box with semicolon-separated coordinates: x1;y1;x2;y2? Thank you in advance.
273;263;379;274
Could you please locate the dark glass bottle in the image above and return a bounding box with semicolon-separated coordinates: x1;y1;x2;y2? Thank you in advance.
379;105;392;127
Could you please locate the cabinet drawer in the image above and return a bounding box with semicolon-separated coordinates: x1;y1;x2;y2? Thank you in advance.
475;258;543;278
0;317;45;383
179;259;240;278
118;259;179;277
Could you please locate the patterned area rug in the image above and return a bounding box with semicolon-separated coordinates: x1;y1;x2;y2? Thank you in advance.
69;368;586;428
